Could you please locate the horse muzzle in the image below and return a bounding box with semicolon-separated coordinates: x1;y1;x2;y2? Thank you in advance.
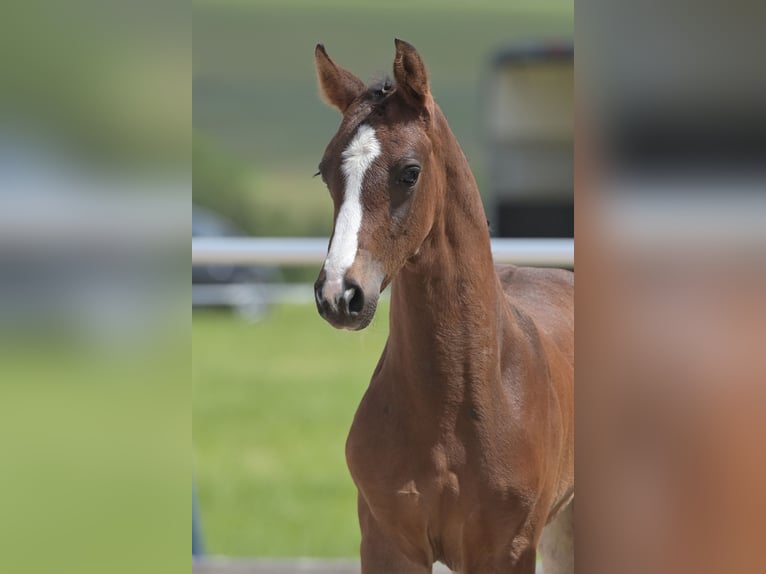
314;271;379;331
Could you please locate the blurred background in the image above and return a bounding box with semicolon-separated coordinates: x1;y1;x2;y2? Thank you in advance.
193;0;572;562
577;1;766;573
0;1;188;574
3;0;764;572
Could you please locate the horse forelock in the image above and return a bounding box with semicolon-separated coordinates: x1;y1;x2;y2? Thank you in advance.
367;76;395;102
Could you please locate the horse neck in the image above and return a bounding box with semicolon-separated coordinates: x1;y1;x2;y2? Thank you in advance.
387;108;506;397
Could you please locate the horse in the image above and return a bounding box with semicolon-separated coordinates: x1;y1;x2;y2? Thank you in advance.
312;39;574;574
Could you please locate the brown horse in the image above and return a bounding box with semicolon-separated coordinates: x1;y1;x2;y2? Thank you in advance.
313;39;574;574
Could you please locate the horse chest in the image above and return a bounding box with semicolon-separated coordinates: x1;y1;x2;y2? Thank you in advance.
346;390;528;552
347;418;461;553
348;393;455;500
348;414;532;570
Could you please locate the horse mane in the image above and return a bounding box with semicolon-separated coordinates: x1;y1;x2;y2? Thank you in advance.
367;76;395;104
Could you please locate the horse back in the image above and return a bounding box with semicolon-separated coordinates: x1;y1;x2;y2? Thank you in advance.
495;264;574;364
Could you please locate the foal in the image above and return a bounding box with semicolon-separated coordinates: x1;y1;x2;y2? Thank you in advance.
313;40;574;574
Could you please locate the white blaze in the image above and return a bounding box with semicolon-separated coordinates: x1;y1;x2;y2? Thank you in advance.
323;124;381;286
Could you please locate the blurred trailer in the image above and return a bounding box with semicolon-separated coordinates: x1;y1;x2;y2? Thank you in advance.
485;41;573;238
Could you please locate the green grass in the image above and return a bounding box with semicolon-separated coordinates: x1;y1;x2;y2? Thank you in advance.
193;304;390;557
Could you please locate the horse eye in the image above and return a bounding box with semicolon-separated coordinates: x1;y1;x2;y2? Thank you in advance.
399;166;420;186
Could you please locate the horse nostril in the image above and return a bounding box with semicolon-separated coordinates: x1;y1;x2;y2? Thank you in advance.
314;280;328;316
349;289;364;315
343;281;364;315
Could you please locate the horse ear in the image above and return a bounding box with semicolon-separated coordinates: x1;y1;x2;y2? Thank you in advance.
393;39;432;115
315;44;366;112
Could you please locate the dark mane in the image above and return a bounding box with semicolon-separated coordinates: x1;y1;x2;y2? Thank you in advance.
367;76;394;103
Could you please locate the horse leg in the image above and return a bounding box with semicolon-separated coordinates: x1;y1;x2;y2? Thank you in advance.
539;499;574;574
358;495;432;574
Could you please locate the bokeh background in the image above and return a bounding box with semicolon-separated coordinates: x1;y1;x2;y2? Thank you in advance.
193;0;572;558
0;1;188;573
3;0;765;572
193;0;573;239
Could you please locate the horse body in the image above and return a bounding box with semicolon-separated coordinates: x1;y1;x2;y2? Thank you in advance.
313;40;573;573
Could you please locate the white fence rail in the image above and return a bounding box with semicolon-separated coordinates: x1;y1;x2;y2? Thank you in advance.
192;238;573;267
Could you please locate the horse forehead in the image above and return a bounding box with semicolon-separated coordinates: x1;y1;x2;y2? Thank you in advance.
326;120;382;166
342;124;381;160
323;121;360;164
324;110;421;171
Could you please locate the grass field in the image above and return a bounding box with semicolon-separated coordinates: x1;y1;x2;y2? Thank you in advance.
193;304;390;557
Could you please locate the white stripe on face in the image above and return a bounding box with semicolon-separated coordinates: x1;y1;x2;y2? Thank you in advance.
323;124;381;285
